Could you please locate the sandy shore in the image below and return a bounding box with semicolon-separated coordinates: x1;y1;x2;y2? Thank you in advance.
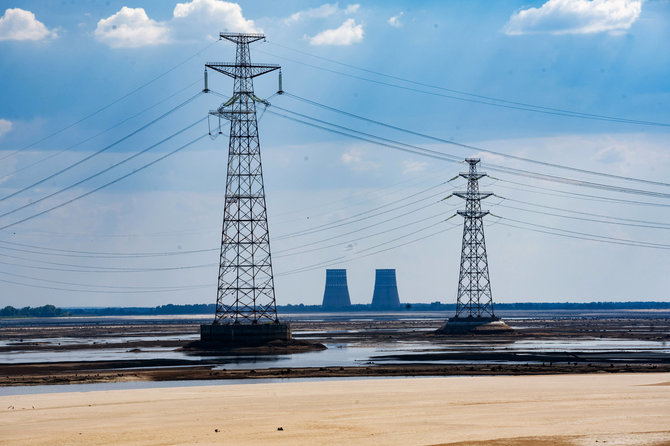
1;373;669;445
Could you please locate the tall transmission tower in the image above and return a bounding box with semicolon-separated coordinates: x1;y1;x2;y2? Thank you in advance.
453;158;496;320
200;33;288;344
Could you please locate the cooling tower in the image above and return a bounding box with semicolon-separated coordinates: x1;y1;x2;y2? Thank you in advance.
322;269;352;308
371;269;401;309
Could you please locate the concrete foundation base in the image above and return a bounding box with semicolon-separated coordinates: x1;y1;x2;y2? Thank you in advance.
200;322;292;346
436;316;513;335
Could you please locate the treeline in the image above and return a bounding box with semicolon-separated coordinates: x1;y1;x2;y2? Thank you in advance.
0;305;69;317
67;304;217;316
2;301;669;318
279;301;670;312
495;301;670;310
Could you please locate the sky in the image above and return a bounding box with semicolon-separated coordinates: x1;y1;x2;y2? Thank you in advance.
0;0;669;308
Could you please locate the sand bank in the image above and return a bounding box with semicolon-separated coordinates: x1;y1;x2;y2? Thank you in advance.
1;373;669;445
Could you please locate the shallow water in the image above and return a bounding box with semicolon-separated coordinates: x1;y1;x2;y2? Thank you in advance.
0;375;460;397
2;337;667;368
0;333;200;348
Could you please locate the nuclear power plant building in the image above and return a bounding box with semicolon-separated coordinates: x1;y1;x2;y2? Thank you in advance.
322;269;352;308
371;269;401;309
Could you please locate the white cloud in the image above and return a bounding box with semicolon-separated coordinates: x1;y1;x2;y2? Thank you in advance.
95;1;258;48
505;0;642;35
285;3;340;24
473;151;506;165
0;8;56;41
309;18;364;46
388;12;404;28
472;133;670;178
343;4;360;14
94;7;169;48
402;160;428;174
285;3;359;25
173;0;260;34
341;148;379;170
590;142;647;171
341;149;360;164
0;119;12;138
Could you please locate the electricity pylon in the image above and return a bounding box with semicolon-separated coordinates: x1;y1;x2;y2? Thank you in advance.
205;33;280;325
453;158;497;319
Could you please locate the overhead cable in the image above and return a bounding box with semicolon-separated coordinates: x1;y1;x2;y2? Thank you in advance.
266;41;670;128
263;106;670;200
0;79;201;183
0;92;203;203
0;40;218;162
0;118;206;220
0;134;208;231
259;47;670;128
283;92;670;188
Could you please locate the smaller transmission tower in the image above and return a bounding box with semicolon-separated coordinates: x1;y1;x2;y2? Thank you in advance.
453;158;496;319
438;158;511;334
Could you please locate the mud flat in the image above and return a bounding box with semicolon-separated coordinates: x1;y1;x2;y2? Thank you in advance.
1;314;669;386
1;373;669;445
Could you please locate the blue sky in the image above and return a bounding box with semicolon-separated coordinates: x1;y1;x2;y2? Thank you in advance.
0;0;669;307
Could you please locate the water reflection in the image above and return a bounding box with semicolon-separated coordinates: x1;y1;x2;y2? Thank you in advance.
2;337;668;367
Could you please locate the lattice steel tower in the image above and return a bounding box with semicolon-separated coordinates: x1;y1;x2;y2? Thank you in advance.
453;158;497;319
206;33;280;324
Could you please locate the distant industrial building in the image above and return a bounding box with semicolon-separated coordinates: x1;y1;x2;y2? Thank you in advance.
371;269;401;309
322;269;352;308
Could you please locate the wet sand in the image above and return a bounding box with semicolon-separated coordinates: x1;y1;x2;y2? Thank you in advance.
2;360;669;387
1;315;669;386
1;373;669;445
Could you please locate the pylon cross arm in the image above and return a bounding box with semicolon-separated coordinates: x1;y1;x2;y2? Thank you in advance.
206;62;280;79
219;33;265;44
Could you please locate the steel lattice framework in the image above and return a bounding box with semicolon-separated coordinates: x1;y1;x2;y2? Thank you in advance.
206;33;281;324
454;158;497;319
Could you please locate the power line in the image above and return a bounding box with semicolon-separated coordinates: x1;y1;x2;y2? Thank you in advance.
274;182;455;239
0;196;458;273
0;182;456;260
0;93;203;204
494;178;670;209
207;90;462;166
499;196;670;228
0;254;216;273
0;40;218;162
266;41;670;128
0;79;201;184
0;199;459;270
0;276;207;295
0;134;208;231
259;47;670;128
263;105;670;201
275;191;447;240
0;239;217;259
499;203;670;230
4;227;214;239
277;221;462;277
497;216;670;249
282;92;670;189
0;118;205;220
265;108;460;164
483;163;670;199
275;210;451;258
0;270;208;292
272;167;448;224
